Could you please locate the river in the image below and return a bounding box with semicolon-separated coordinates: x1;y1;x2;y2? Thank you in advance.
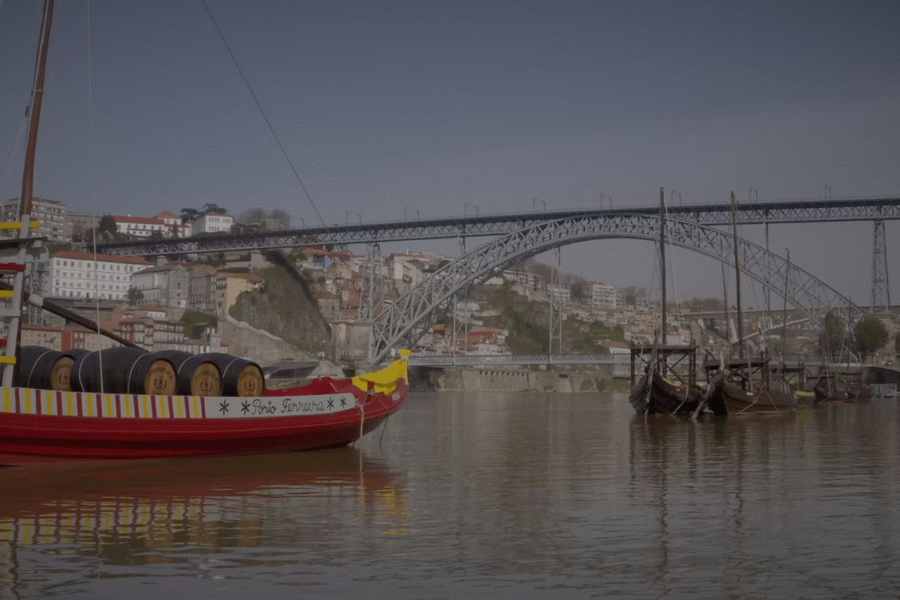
1;389;898;599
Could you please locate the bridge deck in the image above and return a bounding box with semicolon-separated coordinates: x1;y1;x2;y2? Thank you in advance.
98;196;900;256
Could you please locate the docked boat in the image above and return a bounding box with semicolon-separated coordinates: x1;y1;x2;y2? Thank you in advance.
0;1;411;461
630;371;701;416
813;378;871;404
0;351;409;460
714;380;796;413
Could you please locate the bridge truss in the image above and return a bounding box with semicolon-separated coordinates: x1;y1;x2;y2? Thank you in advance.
98;197;900;257
370;214;864;364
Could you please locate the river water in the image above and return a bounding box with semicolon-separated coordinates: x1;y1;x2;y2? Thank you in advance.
1;389;898;599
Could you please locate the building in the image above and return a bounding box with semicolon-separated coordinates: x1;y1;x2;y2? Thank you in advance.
192;213;234;235
188;265;217;313
1;197;66;241
156;211;191;237
503;269;544;290
111;215;170;238
237;208;290;232
548;284;571;305
47;250;149;300
213;269;263;317
118;315;185;349
131;264;192;308
591;282;617;310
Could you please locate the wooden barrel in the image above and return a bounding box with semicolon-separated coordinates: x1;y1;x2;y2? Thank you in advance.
72;348;177;395
147;350;222;396
14;346;82;391
183;353;264;396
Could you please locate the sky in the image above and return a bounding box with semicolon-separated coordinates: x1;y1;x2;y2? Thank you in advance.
1;0;899;305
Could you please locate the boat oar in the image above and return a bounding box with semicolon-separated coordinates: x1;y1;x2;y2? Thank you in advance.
1;282;142;349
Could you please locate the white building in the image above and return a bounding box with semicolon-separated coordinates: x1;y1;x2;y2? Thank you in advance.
503;269;543;290
548;284;571;305
191;213;234;235
591;282;617;310
1;197;66;241
112;215;170;238
156;211;191;237
47;250;149;300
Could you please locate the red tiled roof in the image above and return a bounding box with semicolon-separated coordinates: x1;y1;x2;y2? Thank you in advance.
52;250;149;265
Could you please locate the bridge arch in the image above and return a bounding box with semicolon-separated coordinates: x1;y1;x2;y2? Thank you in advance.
371;214;862;363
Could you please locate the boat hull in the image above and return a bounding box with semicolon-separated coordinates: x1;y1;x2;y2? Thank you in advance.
0;378;407;461
630;373;705;416
718;381;796;413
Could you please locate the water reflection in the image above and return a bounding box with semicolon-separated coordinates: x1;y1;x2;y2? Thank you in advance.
1;393;899;598
0;449;404;597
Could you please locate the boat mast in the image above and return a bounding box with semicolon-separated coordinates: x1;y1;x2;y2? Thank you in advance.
730;191;744;359
18;0;56;224
781;249;790;374
659;187;667;346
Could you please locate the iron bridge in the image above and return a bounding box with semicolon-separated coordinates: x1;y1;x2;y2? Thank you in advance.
370;214;864;364
98;196;900;256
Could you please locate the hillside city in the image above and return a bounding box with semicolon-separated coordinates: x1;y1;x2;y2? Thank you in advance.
6;196;810;365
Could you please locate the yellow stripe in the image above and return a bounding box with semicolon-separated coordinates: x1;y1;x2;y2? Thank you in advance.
0;356;16;365
139;395;153;418
134;503;152;529
1;388;13;413
0;220;39;230
64;392;77;416
37;516;58;544
191;396;203;418
102;394;116;418
173;396;186;418
82;394;97;417
21;388;35;415
156;396;170;419
0;290;14;299
121;395;134;418
40;390;56;415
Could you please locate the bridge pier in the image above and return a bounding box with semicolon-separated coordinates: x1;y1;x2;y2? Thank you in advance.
871;219;891;311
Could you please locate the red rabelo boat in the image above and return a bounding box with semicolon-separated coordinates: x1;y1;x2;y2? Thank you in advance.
0;353;410;460
0;1;409;461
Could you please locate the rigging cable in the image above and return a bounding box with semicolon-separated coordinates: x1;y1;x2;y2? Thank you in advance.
199;0;325;226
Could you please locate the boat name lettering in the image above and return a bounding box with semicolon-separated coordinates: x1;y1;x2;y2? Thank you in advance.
248;398;278;416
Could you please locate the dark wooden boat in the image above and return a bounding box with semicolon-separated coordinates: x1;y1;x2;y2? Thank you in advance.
813;379;871;404
630;370;704;416
716;380;796;413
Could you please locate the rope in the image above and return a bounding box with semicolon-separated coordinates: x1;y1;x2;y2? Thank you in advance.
199;0;325;226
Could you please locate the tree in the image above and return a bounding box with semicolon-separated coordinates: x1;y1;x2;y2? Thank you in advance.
854;315;889;360
97;214;117;236
202;202;227;215
818;310;847;360
126;287;144;306
180;208;200;225
238;208;267;226
571;280;590;303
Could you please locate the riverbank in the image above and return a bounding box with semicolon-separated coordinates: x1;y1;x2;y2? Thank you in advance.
410;364;613;393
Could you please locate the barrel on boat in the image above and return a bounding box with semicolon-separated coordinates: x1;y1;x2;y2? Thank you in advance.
72;347;177;395
181;353;264;396
147;350;223;396
14;346;83;391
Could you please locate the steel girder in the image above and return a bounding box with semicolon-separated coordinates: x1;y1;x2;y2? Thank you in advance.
98;197;900;257
370;214;863;364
